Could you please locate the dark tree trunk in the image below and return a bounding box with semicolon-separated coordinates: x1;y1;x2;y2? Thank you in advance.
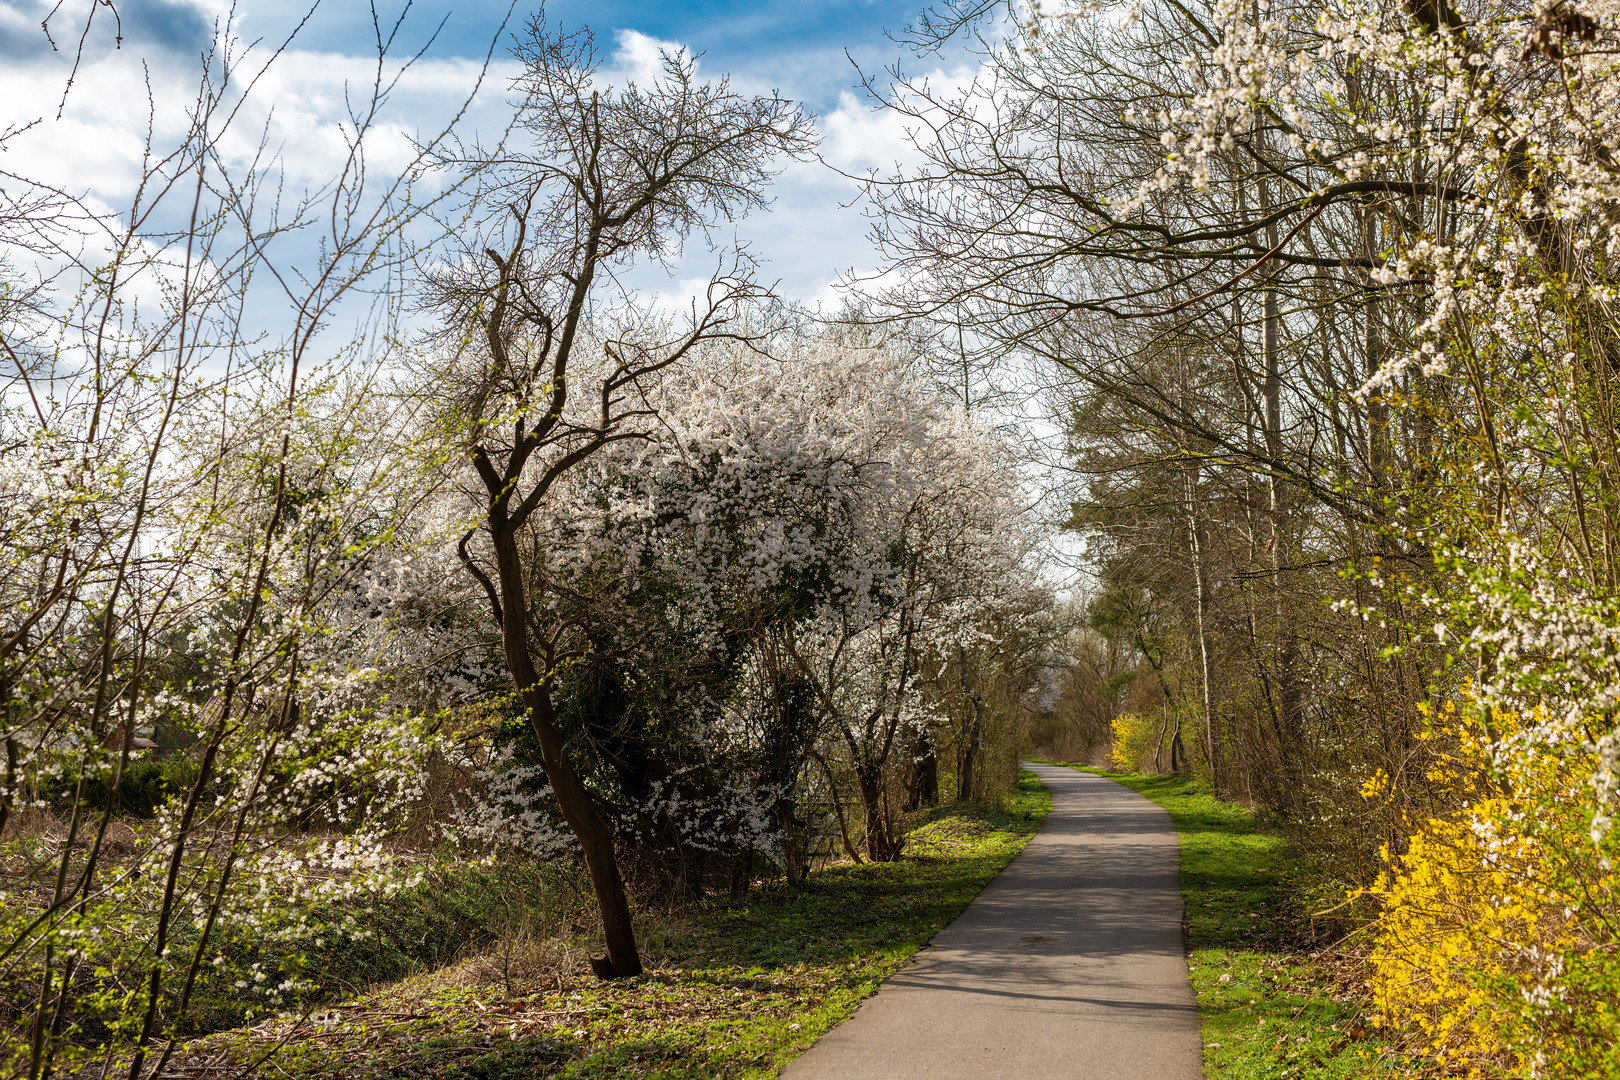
730;848;754;898
1261;191;1306;802
906;733;939;810
520;688;640;976
775;803;808;886
491;525;642;979
956;663;984;804
761;674;814;884
958;710;982;804
858;766;901;861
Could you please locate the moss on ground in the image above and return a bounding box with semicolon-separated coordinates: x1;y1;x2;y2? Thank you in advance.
172;772;1051;1078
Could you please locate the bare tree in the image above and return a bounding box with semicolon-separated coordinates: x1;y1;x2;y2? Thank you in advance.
420;13;813;978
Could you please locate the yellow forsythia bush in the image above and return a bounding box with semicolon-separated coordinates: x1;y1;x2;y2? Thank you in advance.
1110;712;1154;771
1366;699;1620;1078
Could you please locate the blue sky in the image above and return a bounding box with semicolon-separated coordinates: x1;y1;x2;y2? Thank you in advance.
1;0;983;307
5;0;933;97
2;0;933;111
285;0;932;110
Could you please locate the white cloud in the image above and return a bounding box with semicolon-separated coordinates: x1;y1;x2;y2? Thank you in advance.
0;3;40;50
0;10;989;334
0;31;513;385
819;59;986;175
610;28;691;87
646;273;731;316
0;41;510;203
821;89;924;174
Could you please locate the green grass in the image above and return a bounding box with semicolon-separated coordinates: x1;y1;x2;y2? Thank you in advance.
1053;767;1411;1080
178;772;1052;1079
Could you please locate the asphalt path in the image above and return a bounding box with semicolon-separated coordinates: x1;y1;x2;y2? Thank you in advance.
779;761;1203;1080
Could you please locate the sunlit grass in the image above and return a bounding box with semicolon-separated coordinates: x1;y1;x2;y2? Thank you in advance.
177;772;1052;1078
1053;766;1413;1079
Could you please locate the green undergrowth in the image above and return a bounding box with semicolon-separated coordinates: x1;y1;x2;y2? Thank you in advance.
184;861;577;1036
176;772;1051;1079
1;851;579;1063
1055;766;1413;1080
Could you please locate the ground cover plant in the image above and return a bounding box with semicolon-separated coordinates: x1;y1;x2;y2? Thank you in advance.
161;773;1050;1079
1053;767;1413;1080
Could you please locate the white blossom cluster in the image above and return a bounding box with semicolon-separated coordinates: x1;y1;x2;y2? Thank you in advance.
438;333;1047;865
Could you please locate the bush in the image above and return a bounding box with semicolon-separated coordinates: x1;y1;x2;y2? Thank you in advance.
1109;712;1156;771
40;757;205;819
1365;699;1620;1078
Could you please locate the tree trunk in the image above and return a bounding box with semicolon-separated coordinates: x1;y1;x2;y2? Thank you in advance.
774;800;808;886
731;848;754;898
907;732;939;810
958;722;980;804
1361;204;1388;492
491;525;641;979
956;654;984;804
1183;455;1220;784
1262;194;1306;788
858;766;900;861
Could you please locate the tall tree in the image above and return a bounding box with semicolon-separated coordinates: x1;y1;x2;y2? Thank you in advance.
420;14;812;977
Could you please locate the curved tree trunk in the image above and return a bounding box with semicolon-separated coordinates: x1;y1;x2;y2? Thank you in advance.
492;525;642;978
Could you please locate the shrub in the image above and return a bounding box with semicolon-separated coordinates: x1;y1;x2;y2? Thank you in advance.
1365;699;1620;1078
1109;712;1155;771
39;757;205;819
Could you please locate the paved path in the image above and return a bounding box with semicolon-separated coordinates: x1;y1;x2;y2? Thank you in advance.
780;762;1203;1080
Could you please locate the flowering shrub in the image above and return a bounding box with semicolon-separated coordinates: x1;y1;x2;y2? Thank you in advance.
433;335;1049;874
1110;712;1157;771
1367;698;1620;1077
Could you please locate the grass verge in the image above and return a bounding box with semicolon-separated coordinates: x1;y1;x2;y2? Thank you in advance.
1052;766;1412;1080
175;771;1051;1079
